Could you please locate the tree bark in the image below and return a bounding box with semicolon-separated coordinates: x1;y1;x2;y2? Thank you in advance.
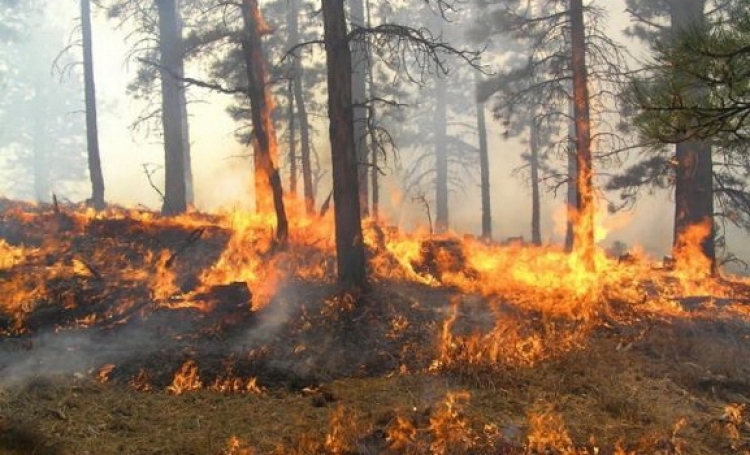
240;0;288;243
294;75;315;215
350;0;369;216
80;0;105;210
434;77;449;233
570;0;595;269
371;141;379;220
285;0;297;197
669;0;715;272
565;97;576;252
530;117;542;246
287;0;315;215
157;0;190;215
367;0;378;220
322;0;367;287
287;79;297;196
476;86;491;240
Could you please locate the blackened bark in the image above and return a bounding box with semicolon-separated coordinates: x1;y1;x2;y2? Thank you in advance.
157;0;189;215
669;0;715;272
565;98;576;252
673;142;714;268
240;0;288;243
322;0;367;287
434;77;449;233
287;0;315;215
286;1;297;196
350;0;369;216
570;0;595;269
287;80;297;196
367;0;378;220
476;89;491;240
294;75;315;215
530;118;542;246
80;0;105;210
371;142;379;219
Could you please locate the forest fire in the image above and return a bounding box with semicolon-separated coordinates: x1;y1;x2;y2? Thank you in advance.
1;199;750;453
5;0;750;451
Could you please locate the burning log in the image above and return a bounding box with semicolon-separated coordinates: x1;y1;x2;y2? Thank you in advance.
410;238;478;283
165;227;205;268
194;281;253;310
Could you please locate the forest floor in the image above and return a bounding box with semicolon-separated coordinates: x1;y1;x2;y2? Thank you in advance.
1;199;750;454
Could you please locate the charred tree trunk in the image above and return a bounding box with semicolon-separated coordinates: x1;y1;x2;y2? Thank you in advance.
157;0;190;215
294;75;315;215
476;86;491;240
80;0;105;210
371;142;379;220
240;0;288;243
673;143;714;268
322;0;367;287
350;0;369;217
669;0;715;273
285;0;298;197
565;98;576;252
434;77;449;233
570;0;595;269
287;0;315;215
367;0;378;220
287;80;297;196
530;117;542;246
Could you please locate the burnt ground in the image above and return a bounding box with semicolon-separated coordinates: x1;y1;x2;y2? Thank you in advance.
1;199;750;454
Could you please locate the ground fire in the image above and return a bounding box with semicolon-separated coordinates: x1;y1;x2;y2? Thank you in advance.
0;197;749;454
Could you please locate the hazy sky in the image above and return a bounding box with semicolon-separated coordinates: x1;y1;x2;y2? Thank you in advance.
33;1;748;265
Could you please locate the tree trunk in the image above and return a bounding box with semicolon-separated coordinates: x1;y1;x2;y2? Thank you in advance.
570;0;595;269
240;0;288;243
350;0;369;216
476;85;491;240
285;2;297;197
673;142;714;269
371;141;379;220
565;97;576;252
287;0;315;215
294;75;315;215
367;0;378;220
530;117;542;246
434;77;449;233
322;0;367;287
80;0;105;210
287;81;297;195
669;0;715;272
157;0;190;215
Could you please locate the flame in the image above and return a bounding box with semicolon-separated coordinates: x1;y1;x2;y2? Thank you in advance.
3;199;750;452
223;436;256;455
96;363;116;382
672;219;716;293
166;360;202;395
526;404;574;452
428;390;473;454
211;376;265;395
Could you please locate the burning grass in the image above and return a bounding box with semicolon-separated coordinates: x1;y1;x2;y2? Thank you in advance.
1;198;750;453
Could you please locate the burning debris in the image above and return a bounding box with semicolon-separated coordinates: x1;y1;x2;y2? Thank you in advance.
1;200;750;453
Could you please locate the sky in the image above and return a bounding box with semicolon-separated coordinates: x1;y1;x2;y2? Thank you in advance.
22;1;750;267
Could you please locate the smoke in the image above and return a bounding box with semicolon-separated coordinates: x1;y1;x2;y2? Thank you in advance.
0;323;167;386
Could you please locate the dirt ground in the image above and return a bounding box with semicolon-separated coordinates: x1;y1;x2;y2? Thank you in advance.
1;200;750;454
